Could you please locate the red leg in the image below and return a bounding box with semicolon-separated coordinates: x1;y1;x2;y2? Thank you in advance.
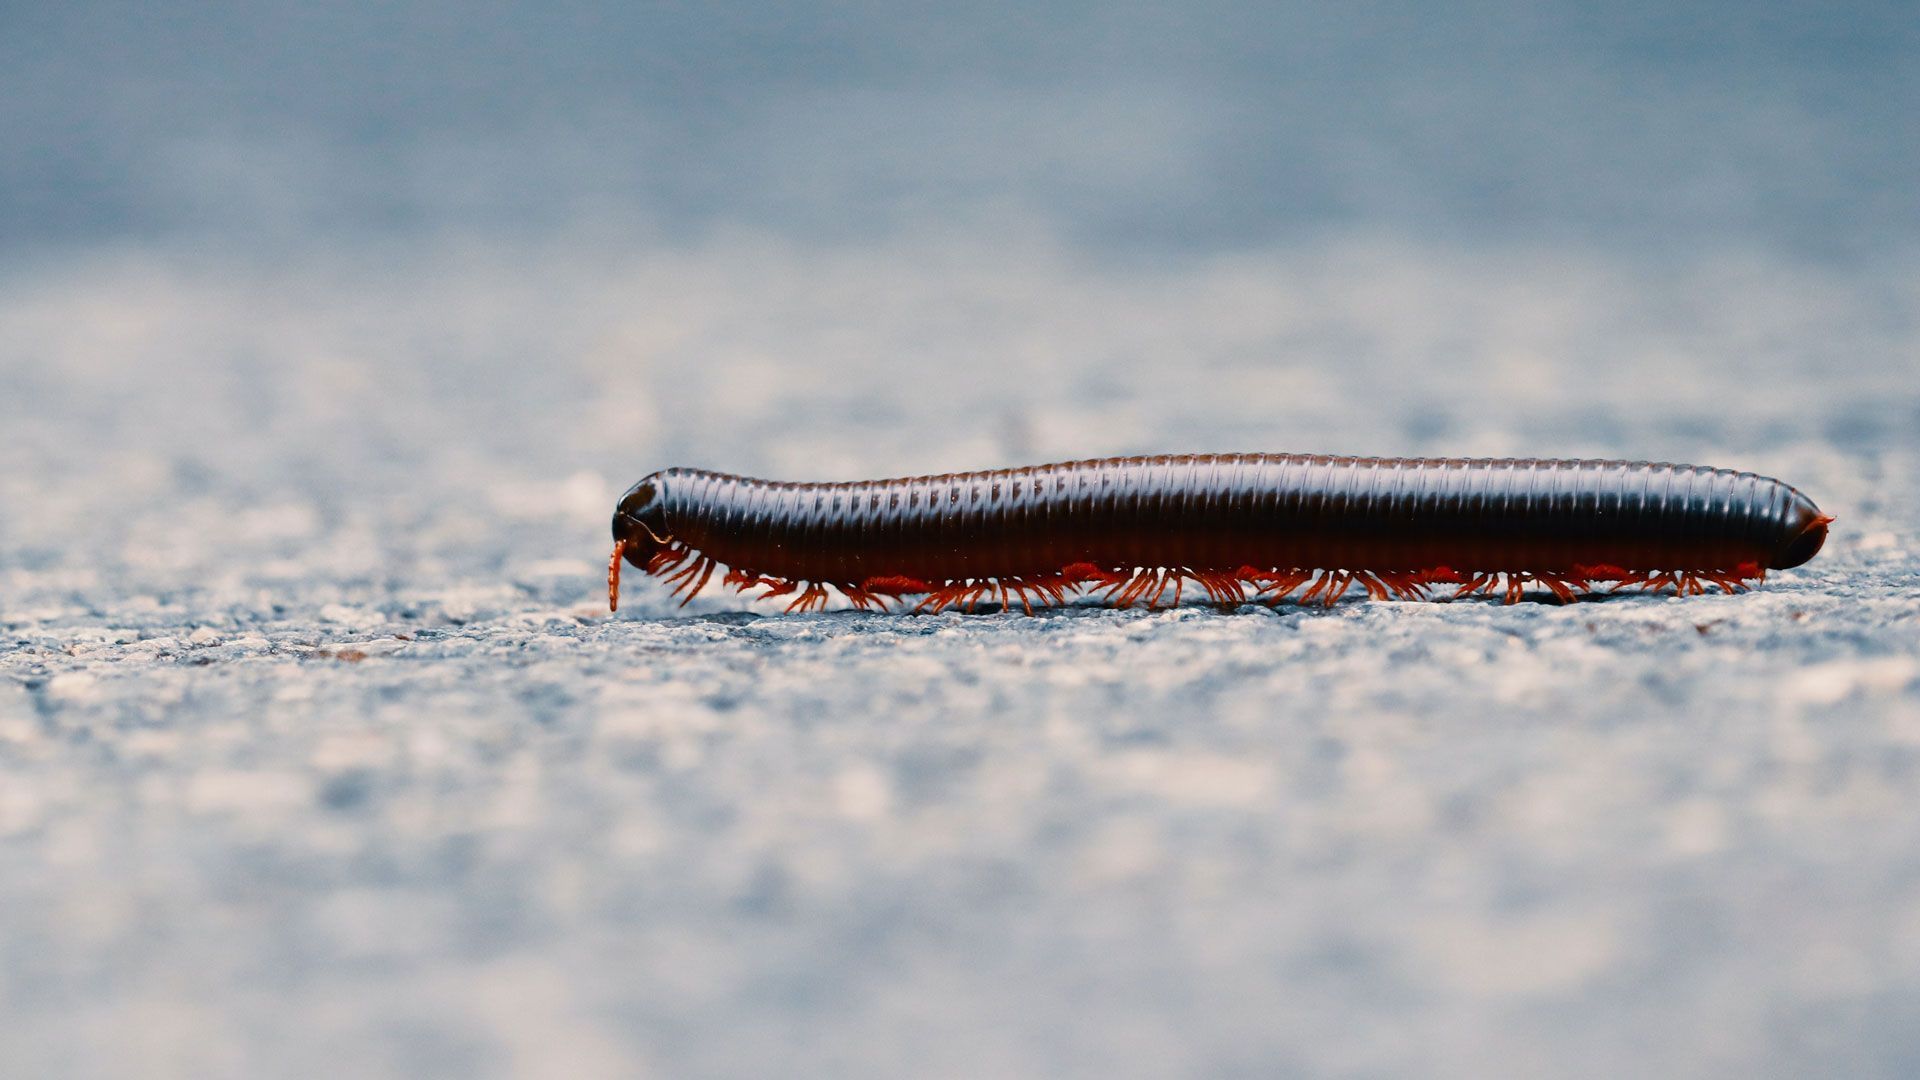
1537;573;1578;604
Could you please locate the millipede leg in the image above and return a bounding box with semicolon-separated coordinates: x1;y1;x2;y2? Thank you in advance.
1378;571;1428;600
1705;570;1748;594
1256;569;1312;605
1133;570;1161;607
1104;569;1154;608
672;556;718;607
840;583;889;611
1537;573;1579;604
757;577;800;602
1297;568;1344;599
1453;573;1498;599
1133;570;1163;608
1037;577;1069;606
1011;580;1037;616
782;582;829;613
1148;570;1175;609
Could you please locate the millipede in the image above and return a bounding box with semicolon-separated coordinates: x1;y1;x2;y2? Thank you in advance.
607;454;1831;614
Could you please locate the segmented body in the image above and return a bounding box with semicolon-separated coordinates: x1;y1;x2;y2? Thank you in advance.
609;454;1830;613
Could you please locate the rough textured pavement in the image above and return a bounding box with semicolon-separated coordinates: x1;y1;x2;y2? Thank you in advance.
2;238;1917;1078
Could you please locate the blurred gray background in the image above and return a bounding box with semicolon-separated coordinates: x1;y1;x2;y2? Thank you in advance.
2;3;1917;1078
5;1;1918;256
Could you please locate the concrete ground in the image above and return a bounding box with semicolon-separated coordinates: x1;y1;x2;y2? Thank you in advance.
2;236;1917;1078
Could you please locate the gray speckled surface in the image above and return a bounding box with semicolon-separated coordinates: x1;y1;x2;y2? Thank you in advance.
2;238;1917;1078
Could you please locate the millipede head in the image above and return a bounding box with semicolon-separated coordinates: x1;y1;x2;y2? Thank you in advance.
611;474;673;574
